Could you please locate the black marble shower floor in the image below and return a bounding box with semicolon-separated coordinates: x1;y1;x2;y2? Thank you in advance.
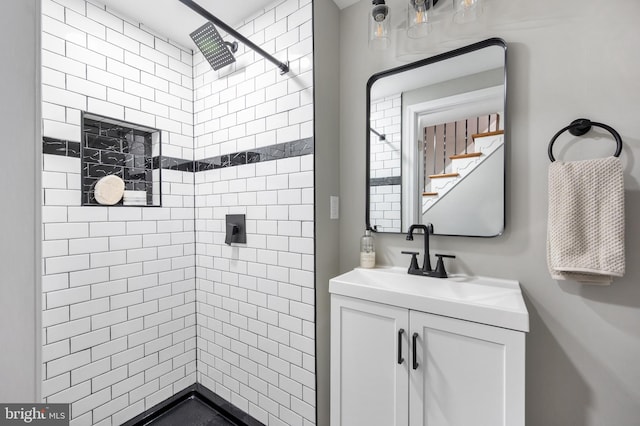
142;396;239;426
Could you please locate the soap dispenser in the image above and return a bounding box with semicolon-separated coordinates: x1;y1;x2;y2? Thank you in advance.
360;228;376;268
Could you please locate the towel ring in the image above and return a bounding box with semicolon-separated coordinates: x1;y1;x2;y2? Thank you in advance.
548;118;623;162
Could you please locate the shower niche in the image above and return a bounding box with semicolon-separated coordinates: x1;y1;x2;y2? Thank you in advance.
81;112;162;207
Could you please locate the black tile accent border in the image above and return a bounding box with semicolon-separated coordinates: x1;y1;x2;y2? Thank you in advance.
195;137;314;172
152;156;195;172
121;383;265;426
370;176;401;186
43;137;314;173
43;137;81;158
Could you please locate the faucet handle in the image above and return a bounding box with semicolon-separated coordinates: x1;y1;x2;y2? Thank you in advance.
401;251;421;275
431;254;456;278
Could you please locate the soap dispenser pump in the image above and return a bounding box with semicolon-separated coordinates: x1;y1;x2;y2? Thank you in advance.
360;228;376;268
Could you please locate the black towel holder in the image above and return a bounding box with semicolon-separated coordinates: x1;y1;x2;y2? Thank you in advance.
548;118;623;162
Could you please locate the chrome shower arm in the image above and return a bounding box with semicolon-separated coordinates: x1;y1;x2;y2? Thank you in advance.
178;0;290;74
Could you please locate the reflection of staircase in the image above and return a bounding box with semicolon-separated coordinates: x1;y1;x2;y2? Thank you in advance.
423;131;503;213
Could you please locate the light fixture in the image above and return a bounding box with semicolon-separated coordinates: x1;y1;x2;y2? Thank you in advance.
369;0;390;50
407;0;437;39
453;0;483;24
370;0;481;51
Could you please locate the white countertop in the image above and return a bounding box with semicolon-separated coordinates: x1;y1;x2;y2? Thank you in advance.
329;267;529;332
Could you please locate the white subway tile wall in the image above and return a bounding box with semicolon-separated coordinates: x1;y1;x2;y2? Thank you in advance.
193;0;315;425
193;3;313;160
369;184;402;232
42;0;194;159
195;156;315;426
369;93;401;232
41;1;196;425
41;0;315;425
369;93;401;180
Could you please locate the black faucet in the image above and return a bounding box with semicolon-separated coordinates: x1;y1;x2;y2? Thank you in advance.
406;224;434;273
402;223;456;278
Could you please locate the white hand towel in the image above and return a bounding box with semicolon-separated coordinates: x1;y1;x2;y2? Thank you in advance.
546;156;625;285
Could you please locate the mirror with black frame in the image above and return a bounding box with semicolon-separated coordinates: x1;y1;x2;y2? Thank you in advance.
366;38;506;237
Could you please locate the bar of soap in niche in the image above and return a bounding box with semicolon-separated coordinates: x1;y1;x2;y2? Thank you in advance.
94;175;125;205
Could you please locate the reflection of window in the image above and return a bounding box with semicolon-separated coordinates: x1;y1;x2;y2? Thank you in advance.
423;113;501;187
81;113;161;206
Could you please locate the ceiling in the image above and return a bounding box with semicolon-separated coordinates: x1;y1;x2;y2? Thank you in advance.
332;0;359;9
100;0;359;50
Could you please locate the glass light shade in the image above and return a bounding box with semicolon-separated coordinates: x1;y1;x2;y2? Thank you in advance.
369;1;391;50
407;0;433;39
453;0;482;24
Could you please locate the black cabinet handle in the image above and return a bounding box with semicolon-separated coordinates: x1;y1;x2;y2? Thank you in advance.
412;332;419;370
397;329;405;365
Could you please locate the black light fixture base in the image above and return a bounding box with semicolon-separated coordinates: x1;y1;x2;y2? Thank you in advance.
409;0;440;11
372;0;389;20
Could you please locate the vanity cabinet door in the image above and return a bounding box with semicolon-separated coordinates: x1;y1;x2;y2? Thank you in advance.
408;311;525;426
331;295;410;426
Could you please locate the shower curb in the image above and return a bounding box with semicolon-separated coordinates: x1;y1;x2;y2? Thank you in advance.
121;383;265;426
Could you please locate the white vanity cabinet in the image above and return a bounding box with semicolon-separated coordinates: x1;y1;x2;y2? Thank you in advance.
329;268;528;426
408;310;525;426
330;295;409;426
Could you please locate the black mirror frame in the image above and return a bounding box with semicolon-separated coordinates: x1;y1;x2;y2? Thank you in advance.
365;37;507;236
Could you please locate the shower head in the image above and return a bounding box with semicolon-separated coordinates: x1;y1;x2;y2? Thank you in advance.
190;21;236;71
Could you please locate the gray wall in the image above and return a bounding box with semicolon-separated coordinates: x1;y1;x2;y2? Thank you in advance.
0;0;41;402
339;0;640;425
313;0;341;425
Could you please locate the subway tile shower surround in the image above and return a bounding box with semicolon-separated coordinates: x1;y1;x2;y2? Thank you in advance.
41;0;314;426
192;1;315;425
369;94;401;233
